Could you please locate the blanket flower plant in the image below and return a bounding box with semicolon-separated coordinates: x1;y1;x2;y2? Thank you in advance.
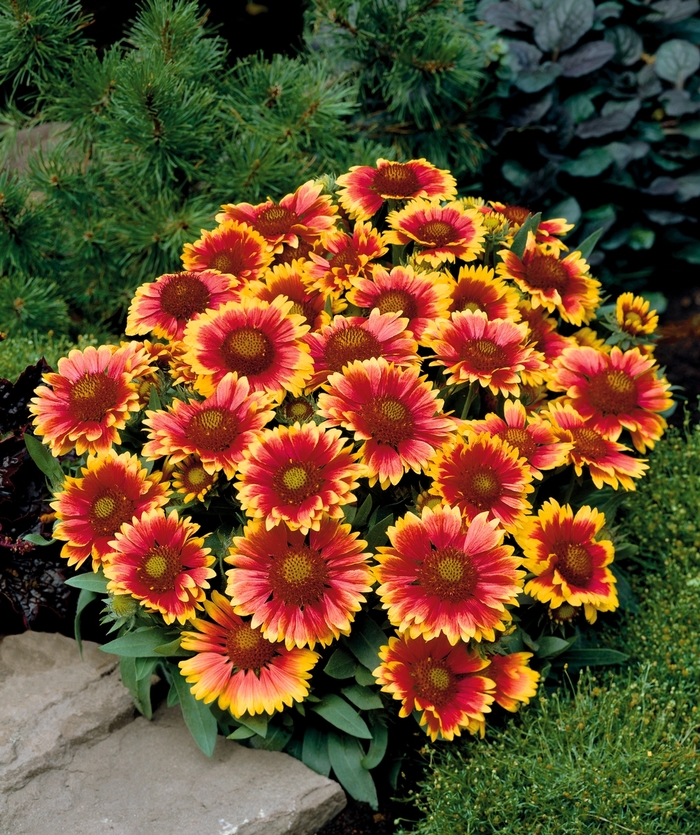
26;159;672;807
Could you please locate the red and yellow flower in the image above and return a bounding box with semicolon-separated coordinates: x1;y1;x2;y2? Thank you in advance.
217;180;337;252
225;516;373;650
375;506;523;644
318;357;457;488
104;509;216;624
179;591;318;717
487;202;573;251
487;652;540;711
549;345;673;452
447;264;521;321
616;292;659;336
182;220;272;282
234;422;361;533
51;449;169;570
385;198;485;266
30;342;150;456
347;264;452;342
517;299;571;379
423;309;546;396
304;309;419;391
169;455;218;503
142;373;274;478
513;498;618;624
242;260;328;331
182;295;313;400
467;399;571;479
497;233;600;325
307;221;387;296
125;270;241;342
429;433;534;533
373;633;495;741
544;401;649;490
336;158;457;221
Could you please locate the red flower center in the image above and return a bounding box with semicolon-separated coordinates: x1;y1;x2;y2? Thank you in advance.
501;204;532;226
255;205;298;238
324;326;382;371
415;220;458;247
555;542;594;587
412;659;455;707
328;246;361;271
272;461;324;505
273;240;314;266
89;488;135;537
187;407;239;452
69;373;120;422
360;395;414;447
375;289;418;320
138;545;182;593
209;243;249;276
523;254;569;293
502;427;537;459
282;397;315;423
179;460;216;494
418;545;478;602
587;369;638;415
372;163;421;197
461;465;503;510
268;545;330;606
225;622;277;671
221;326;274;376
159;273;212;319
460;338;508;372
570;426;608;459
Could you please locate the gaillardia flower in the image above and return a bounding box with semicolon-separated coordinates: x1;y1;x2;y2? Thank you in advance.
179;591;318;717
217;180;337;252
235;422;361;533
304;309;419;391
373;633;495;741
487;202;573;251
170;455;218;503
336;158;457;221
307;221;387;296
385;198;485;266
429;433;534;533
30;342;150;456
51;449;169;570
513;498;618;624
125;270;241;342
447;264;521;321
346;264;452;342
487;652;540;711
549;345;673;452
225;516;373;650
182;296;313;400
497;233;600;325
142;373;274;478
243;260;328;331
615;292;659;336
104;509;216;624
375;506;523;644
423;310;546;396
318;357;457;488
182;220;272;282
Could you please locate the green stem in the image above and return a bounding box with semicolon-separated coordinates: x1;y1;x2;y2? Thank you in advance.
460;381;479;420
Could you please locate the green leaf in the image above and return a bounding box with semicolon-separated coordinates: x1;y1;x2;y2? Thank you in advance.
501;160;531;188
24;432;64;491
153;636;191;657
361;720;388;770
236;713;268;738
171;665;218;756
604;24;643;66
353;494;373;529
227;725;256;740
302;727;331;777
536;636;574;659
341;684;383;710
135;660;157;719
563;648;629;667
355;666;376;686
547;197;581;226
509;212;541;259
167;684;180;708
561;147;613;177
148;385;161;411
100;626;171;657
365;514;393;550
23;533;55;546
328;732;378;809
134;655;156;680
534;0;594;53
654;39;700;87
310;694;372;739
74;587;97;657
345;613;387;672
64;569;109;593
680;121;700;139
576;227;604;260
677;242;700;264
324;647;357;679
342;504;357;524
249;724;292;751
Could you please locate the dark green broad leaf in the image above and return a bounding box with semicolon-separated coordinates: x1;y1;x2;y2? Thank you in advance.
324;647;357;679
148;385;161;411
576;100;640;139
654;39;700;87
249;724;291;752
534;0;594;53
576;227;604;260
310;694;372;739
547;197;581;226
562;147;613;178
509;212;541;259
171;664;218;756
342;504;356;524
237;713;268;738
514;62;562;93
119;657;156;719
560;40;615;77
328;732;378;809
353;494;373;529
680;121;700;139
677;241;700;263
153;635;191;657
100;626;172;657
355;666;376;686
361;720;388;770
562;648;629;667
74;587;97;657
64;569;109;593
604;25;643;66
341;684;383;711
501;160;532;189
24;432;64;491
676;174;700;202
365;514;393;551
302;726;331;777
536;636;574;659
227;725;256;740
345;613;387;673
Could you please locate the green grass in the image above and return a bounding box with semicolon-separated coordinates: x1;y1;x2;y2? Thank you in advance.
0;332;114;382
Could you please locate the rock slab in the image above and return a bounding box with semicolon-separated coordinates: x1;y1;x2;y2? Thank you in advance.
0;631;345;835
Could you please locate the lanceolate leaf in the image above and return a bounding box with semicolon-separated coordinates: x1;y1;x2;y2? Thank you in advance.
509;212;541;259
64;569;110;593
74;587;97;657
562;648;629;667
345;613;386;673
576;227;604;260
324;647;357;679
310;694;372;739
23;432;64;490
341;683;383;711
171;663;218;756
100;626;172;657
328;732;378;809
302;727;331;777
361;720;389;771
